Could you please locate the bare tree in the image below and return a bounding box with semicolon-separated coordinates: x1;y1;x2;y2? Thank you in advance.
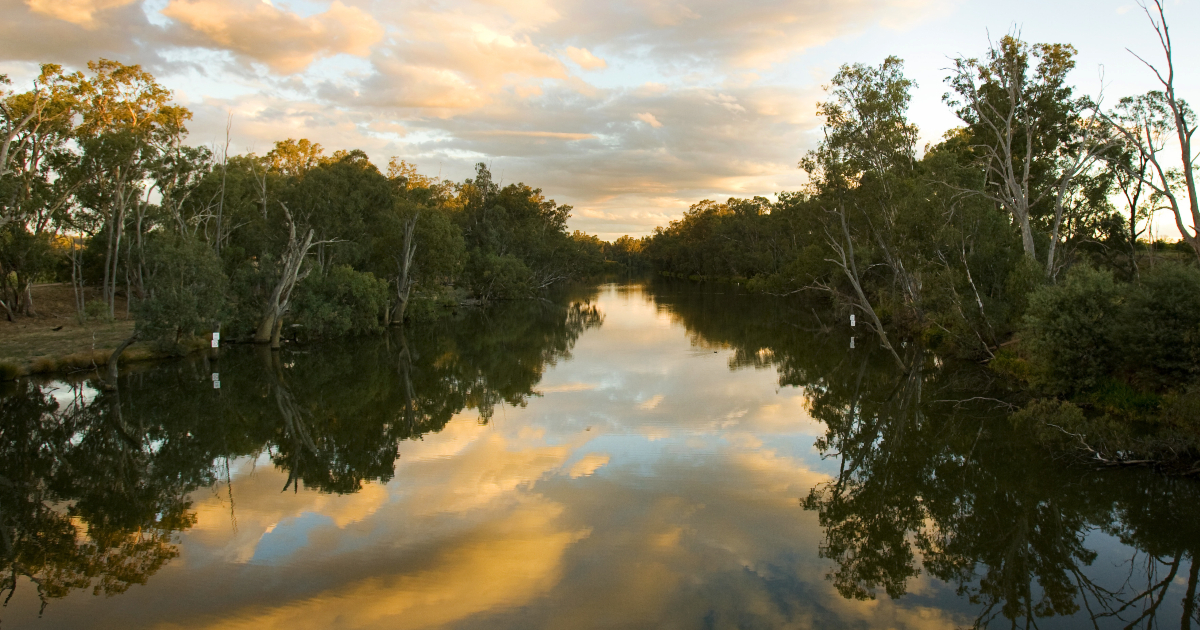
253;202;330;349
1105;0;1199;260
388;210;420;325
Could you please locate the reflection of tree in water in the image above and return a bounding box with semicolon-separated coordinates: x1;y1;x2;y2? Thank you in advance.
266;297;603;493
0;381;194;615
649;279;1200;629
0;294;601;613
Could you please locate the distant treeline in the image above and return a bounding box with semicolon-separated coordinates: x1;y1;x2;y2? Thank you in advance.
0;60;644;350
641;17;1200;466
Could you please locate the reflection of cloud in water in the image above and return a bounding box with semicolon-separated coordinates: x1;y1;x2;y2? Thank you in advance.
186;502;590;630
637;393;664;410
567;453;610;478
34;285;977;628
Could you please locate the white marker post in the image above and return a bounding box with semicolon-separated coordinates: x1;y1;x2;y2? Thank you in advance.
850;314;856;327
850;337;855;349
212;373;220;389
211;331;220;348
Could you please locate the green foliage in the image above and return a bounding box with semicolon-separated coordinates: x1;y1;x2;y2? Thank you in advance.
134;235;226;341
291;265;389;338
1021;262;1200;399
84;299;110;322
1119;263;1200;388
602;235;650;272
1022;266;1122;395
989;348;1031;382
467;252;532;301
453;163;594;299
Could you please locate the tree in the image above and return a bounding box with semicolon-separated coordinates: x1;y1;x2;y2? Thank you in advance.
134;234;226;343
0;65;83;317
947;35;1115;276
73;59;185;319
1104;0;1199;260
454;163;584;300
801;56;920;370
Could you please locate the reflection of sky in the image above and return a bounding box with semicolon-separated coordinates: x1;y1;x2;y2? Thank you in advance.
7;284;1187;629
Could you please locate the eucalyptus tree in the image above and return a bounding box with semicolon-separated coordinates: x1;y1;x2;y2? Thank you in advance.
947;35;1117;277
800;56;921;370
375;170;464;324
453;163;590;300
73;59;185;319
0;65;83;318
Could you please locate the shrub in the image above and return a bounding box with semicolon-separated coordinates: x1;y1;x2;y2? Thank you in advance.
85;299;110;322
291;265;389;338
1020;262;1200;401
1118;263;1200;390
467;252;532;301
1021;266;1123;396
0;361;21;381
134;235;226;341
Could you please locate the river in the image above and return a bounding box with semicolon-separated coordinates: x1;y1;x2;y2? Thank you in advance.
2;280;1197;629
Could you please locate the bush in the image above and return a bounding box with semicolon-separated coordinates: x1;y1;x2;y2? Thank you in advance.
85;299;110;322
291;265;389;338
0;361;21;381
468;252;532;301
135;235;226;341
1119;263;1200;389
1021;266;1123;396
1021;262;1200;400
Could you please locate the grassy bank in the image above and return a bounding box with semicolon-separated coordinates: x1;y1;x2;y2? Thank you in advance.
0;283;210;380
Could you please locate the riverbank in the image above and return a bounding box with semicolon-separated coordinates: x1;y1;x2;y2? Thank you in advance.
0;283;209;379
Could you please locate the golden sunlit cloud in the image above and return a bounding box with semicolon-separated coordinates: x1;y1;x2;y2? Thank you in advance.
25;0;136;28
565;46;607;70
637;394;665;410
480;130;595;140
162;0;384;73
538;382;598;393
635;112;663;128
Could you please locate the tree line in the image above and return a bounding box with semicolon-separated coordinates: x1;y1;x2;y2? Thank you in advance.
642;2;1200;453
0;61;617;354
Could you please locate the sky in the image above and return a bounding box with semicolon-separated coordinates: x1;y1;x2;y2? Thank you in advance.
0;0;1197;240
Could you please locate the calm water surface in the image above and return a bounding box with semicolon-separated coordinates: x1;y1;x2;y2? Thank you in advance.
2;281;1198;629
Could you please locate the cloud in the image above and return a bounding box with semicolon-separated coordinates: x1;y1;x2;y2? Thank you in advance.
0;0;153;64
564;46;606;70
0;0;952;240
25;0;137;28
480;130;594;140
638;394;665;410
161;0;384;73
635;112;663;128
539;0;943;70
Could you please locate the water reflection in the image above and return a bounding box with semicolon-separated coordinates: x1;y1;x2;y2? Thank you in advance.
0;296;601;614
0;281;1196;629
652;278;1200;629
